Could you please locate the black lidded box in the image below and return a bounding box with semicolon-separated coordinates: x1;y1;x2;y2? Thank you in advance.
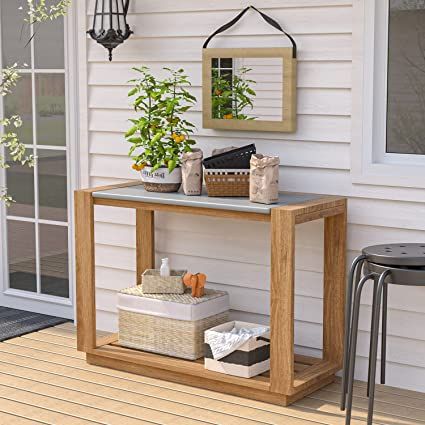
203;144;256;169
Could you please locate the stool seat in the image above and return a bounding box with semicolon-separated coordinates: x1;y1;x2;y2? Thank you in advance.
362;243;425;267
364;262;425;286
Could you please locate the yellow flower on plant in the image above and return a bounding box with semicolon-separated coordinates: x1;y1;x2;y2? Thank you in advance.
132;163;146;171
223;113;233;120
172;133;185;143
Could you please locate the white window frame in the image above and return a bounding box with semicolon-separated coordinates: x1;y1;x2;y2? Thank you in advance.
0;4;80;319
351;0;425;189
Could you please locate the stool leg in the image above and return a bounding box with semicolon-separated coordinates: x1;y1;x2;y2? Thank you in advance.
341;255;366;411
345;273;374;425
381;282;388;385
367;277;378;397
367;270;391;425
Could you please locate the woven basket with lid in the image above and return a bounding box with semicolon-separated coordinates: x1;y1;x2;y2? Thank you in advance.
118;286;230;360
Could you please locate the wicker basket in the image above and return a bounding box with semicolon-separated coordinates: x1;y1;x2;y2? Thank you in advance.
204;169;250;197
119;310;228;360
141;269;186;294
118;287;230;360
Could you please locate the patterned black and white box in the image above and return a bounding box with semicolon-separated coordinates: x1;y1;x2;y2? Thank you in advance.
204;321;270;378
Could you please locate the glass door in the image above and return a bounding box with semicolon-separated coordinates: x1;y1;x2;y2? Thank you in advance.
0;0;74;318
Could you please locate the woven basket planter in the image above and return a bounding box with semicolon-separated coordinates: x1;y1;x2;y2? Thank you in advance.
140;166;182;193
118;286;230;360
204;169;250;197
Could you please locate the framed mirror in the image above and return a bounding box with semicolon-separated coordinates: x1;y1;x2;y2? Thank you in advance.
202;47;297;132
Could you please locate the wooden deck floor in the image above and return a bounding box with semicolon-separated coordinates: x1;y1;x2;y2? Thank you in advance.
0;323;424;425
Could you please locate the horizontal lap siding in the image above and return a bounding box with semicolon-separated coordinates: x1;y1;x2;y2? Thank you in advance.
84;0;425;391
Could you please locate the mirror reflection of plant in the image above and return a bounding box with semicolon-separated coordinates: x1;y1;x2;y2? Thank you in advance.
211;69;233;119
211;66;257;120
125;67;197;173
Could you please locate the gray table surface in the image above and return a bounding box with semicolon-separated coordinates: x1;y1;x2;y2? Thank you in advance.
93;185;325;215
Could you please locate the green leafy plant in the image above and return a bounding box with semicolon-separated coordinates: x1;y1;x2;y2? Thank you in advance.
211;67;257;120
26;0;71;23
125;66;197;173
0;65;34;205
0;1;70;205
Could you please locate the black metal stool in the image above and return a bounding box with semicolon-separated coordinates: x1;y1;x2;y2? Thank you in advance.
340;243;425;425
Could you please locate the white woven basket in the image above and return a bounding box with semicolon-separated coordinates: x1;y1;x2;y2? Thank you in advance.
118;287;230;360
119;310;228;360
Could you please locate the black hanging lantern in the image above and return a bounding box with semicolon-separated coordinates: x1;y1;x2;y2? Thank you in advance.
88;0;133;61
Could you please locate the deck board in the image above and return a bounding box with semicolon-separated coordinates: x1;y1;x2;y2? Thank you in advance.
0;407;50;425
0;325;424;425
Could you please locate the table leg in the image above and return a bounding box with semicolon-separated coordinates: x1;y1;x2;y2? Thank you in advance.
323;205;347;365
136;209;155;284
270;208;295;394
75;190;96;352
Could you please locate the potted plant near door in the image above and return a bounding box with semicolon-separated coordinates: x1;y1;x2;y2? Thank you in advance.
125;66;197;192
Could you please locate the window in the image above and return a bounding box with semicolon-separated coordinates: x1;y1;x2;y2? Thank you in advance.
387;1;425;155
0;0;76;318
352;0;425;187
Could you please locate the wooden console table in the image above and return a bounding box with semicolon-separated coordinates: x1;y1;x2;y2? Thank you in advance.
75;182;347;406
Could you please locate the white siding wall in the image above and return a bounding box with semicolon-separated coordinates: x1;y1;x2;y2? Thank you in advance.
81;0;425;392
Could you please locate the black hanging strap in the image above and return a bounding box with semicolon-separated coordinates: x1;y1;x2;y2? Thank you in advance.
123;0;130;15
203;5;297;58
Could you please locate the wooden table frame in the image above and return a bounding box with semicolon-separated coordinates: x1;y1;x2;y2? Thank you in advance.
75;181;347;406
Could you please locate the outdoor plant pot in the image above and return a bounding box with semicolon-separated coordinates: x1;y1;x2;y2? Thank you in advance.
141;166;182;193
126;67;197;194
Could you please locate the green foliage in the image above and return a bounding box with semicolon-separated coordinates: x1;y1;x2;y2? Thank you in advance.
0;66;34;205
1;65;20;96
126;67;197;173
26;0;71;23
211;67;257;120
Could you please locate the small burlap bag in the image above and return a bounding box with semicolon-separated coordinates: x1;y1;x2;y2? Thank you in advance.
250;154;280;205
182;148;203;196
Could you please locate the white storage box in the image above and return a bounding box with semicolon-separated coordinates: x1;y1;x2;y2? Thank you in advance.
118;286;229;360
204;321;270;378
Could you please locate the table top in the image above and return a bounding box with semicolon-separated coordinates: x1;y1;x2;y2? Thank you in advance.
92;184;329;215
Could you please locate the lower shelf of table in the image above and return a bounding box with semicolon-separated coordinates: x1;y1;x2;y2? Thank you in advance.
85;335;340;406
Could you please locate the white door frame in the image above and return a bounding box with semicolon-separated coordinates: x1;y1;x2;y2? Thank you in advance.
0;4;80;319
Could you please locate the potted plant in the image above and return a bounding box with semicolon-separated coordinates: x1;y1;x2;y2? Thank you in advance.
125;66;197;192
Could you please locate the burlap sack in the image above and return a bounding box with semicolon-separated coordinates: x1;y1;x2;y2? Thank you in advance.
181;148;203;196
250;154;280;204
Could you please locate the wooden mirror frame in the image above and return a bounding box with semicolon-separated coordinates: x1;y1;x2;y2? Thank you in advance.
202;47;297;133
